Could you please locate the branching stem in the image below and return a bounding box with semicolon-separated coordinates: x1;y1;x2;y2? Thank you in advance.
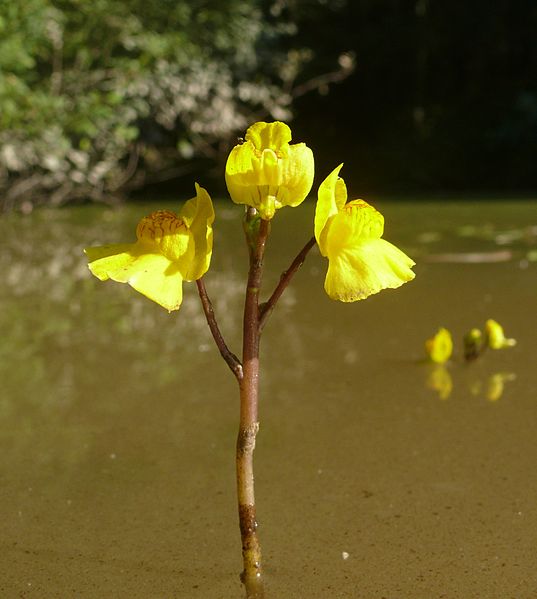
196;278;243;381
259;235;317;331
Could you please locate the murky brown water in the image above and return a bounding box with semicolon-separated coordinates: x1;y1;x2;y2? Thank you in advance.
1;199;537;598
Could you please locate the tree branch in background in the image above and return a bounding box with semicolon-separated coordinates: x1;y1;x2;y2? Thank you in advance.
109;143;142;192
291;53;355;99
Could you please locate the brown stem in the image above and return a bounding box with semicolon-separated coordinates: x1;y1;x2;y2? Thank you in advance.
196;278;243;381
259;235;317;332
236;217;270;595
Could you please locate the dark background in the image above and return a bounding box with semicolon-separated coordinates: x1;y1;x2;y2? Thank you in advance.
290;0;537;194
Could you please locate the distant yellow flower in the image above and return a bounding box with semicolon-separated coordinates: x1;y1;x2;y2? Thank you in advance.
314;164;415;301
485;319;516;349
463;327;483;361
84;183;214;312
225;121;314;220
425;327;453;364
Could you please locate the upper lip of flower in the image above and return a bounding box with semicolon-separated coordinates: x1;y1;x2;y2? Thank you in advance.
225;121;314;220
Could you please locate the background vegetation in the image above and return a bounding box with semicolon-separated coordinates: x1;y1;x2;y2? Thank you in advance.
1;0;536;210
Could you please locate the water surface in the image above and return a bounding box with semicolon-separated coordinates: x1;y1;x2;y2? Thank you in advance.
1;199;537;598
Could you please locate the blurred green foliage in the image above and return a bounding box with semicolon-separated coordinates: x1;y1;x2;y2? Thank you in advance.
0;0;350;210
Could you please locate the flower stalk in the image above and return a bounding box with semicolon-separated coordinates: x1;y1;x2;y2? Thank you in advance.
235;212;269;595
196;278;243;380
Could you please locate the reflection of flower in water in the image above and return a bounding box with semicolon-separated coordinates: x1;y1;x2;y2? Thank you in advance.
467;372;516;401
1;200;311;420
425;366;516;403
0;205;249;411
0;205;258;480
426;365;453;400
485;373;516;402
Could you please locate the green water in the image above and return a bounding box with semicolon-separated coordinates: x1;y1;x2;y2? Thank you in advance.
1;199;537;598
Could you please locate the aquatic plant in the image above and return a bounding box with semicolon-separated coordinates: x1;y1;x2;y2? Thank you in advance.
465;319;517;361
425;321;517;401
426;320;516;364
484;319;517;350
425;327;453;364
85;120;415;597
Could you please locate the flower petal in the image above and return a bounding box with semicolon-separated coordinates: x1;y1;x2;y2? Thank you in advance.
485;319;516;349
314;164;344;255
180;183;215;280
324;239;415;302
281;143;315;207
245;121;292;151
325;200;385;257
225;143;261;208
85;244;136;280
181;183;215;227
85;246;183;311
425;328;453;364
127;254;183;311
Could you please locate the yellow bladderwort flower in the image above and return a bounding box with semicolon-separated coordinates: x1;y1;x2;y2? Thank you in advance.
484;319;516;349
225;121;314;220
314;164;415;301
463;327;484;361
425;327;453;364
84;183;214;312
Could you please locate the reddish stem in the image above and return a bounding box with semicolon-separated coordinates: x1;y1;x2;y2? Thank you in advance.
236;217;270;595
259;235;316;331
196;278;243;381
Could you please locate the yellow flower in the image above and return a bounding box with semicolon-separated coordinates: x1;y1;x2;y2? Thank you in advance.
463;327;483;361
484;319;516;349
225;121;314;220
425;327;453;364
84;183;214;312
314;164;415;301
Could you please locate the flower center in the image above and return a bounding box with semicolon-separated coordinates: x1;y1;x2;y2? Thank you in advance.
136;210;186;243
136;210;190;261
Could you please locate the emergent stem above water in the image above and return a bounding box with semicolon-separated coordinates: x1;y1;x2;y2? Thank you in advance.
236;215;270;596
